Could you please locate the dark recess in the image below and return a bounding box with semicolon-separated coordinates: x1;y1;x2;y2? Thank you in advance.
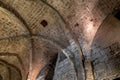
40;20;48;27
115;11;120;20
113;78;120;80
59;53;67;62
0;75;3;80
45;54;58;80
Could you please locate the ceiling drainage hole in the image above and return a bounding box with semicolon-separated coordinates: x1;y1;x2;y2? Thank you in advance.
40;20;48;27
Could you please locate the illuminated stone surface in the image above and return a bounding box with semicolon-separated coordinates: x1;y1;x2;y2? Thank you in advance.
0;0;120;80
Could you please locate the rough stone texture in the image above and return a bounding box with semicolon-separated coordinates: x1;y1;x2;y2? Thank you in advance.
0;0;69;80
45;0;120;56
0;7;30;80
91;15;120;80
53;54;77;80
53;40;84;80
0;0;69;47
0;0;120;80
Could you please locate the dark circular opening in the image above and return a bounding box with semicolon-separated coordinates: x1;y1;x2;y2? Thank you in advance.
40;20;48;27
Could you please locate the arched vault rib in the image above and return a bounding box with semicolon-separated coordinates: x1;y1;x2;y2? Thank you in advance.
0;0;85;80
0;59;22;80
0;1;32;35
0;34;64;49
0;0;68;48
0;1;62;76
0;0;69;46
40;1;85;80
0;52;24;70
41;0;84;60
0;3;33;76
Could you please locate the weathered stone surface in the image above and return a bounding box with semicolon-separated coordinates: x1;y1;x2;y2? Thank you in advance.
91;15;120;80
0;0;120;80
0;0;70;80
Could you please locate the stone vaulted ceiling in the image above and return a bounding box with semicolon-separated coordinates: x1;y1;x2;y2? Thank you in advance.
0;0;69;80
0;0;120;80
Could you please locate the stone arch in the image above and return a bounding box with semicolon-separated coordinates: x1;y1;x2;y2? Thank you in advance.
1;0;71;79
0;59;22;80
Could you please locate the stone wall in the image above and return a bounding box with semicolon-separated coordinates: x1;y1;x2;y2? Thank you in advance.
53;40;84;80
91;15;120;80
53;57;76;80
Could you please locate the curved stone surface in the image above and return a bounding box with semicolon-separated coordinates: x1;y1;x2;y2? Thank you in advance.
0;0;69;80
0;6;31;80
0;60;22;80
0;0;120;80
0;0;69;48
0;7;29;39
